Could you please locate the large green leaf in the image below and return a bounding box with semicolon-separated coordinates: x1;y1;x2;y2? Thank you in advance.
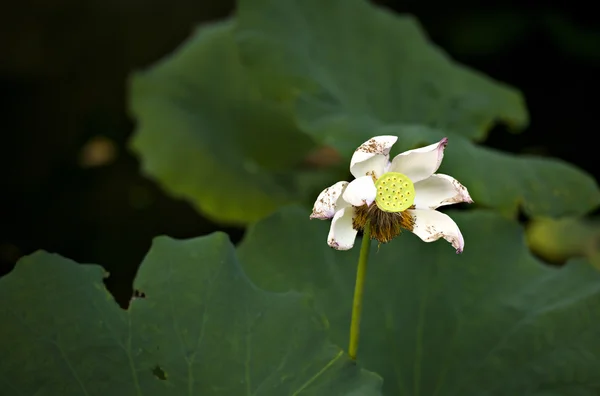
238;206;600;396
235;0;600;216
0;233;382;395
129;20;321;225
236;0;528;146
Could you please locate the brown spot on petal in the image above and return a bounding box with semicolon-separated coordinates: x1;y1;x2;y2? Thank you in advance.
310;182;348;219
356;138;388;155
425;224;438;236
367;171;377;183
442;178;474;205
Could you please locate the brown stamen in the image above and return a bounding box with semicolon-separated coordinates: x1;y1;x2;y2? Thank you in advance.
353;202;415;244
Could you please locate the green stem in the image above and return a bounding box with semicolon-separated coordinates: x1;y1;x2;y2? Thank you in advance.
348;222;372;361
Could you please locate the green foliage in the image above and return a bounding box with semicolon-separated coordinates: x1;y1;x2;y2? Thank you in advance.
5;1;600;395
4;207;600;395
527;216;600;269
238;207;600;396
236;0;528;145
130;0;599;224
234;0;599;218
0;234;382;395
129;21;326;225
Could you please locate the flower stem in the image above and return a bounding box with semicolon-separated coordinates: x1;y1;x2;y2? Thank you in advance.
348;221;372;361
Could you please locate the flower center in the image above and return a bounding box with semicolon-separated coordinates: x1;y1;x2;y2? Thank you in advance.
374;172;415;212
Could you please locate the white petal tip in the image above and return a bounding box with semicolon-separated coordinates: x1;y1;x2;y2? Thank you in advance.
454;241;464;254
310;208;337;220
452;234;465;254
459;183;474;205
459;193;474;205
310;211;333;220
436;137;449;158
327;235;355;250
328;240;354;250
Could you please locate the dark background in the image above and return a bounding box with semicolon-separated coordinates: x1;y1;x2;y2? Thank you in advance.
1;0;598;305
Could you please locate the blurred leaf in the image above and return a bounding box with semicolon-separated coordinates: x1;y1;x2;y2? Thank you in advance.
238;206;600;396
129;20;320;225
527;216;600;268
236;0;529;151
235;0;600;217
0;234;382;395
447;139;600;218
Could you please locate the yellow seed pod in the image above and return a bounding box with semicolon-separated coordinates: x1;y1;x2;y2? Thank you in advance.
374;172;415;212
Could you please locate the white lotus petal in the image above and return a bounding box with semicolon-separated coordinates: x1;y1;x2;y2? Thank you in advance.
310;181;350;219
388;137;448;183
406;208;464;253
342;176;377;207
413;174;473;210
327;207;358;250
350;135;398;178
